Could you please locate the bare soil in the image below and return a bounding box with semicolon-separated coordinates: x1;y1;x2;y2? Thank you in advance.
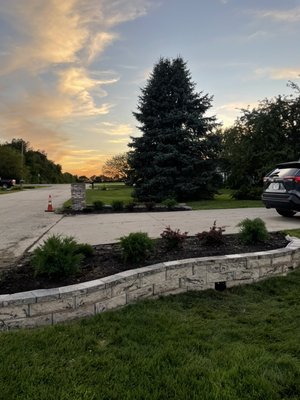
0;232;288;295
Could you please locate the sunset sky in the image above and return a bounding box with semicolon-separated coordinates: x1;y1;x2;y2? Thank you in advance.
0;0;299;176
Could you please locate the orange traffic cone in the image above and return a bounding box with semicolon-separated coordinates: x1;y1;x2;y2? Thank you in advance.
45;195;54;212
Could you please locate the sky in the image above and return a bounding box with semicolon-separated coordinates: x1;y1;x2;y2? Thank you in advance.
0;0;299;177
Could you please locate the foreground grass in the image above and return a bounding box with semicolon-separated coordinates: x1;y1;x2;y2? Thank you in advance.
1;270;300;399
83;185;263;210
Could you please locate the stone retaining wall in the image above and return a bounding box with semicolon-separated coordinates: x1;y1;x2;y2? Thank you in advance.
1;238;300;331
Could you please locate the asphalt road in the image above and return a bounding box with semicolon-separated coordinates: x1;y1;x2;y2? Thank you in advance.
0;184;70;268
1;185;300;270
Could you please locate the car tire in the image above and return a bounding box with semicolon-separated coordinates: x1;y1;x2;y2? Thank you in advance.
276;209;296;217
2;183;8;189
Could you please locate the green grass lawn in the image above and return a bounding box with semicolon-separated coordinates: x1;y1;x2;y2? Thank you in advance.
1;270;300;400
83;184;263;209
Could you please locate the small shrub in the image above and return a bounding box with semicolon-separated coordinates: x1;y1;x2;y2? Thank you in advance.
32;235;84;278
111;200;124;211
160;226;188;249
93;200;104;210
196;221;225;245
233;185;262;200
144;201;156;211
76;243;94;257
125;201;136;211
101;185;107;191
237;218;269;244
162;198;177;210
120;232;154;263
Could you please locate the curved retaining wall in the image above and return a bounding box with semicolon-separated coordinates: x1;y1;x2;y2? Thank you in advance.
1;237;300;331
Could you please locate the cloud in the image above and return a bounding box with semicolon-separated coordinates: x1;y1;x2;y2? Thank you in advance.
102;123;134;136
258;7;300;22
215;101;259;127
0;0;150;172
254;67;300;80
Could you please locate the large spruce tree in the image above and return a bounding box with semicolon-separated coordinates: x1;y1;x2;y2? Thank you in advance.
128;57;220;202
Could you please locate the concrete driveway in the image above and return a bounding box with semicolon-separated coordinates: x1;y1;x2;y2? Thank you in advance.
39;207;300;246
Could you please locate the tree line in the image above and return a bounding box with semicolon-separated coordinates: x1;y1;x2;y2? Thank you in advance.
0;139;76;183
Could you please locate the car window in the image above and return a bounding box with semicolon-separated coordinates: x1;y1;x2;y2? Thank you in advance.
269;167;300;178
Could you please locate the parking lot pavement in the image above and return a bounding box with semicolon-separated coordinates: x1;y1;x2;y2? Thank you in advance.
34;207;300;247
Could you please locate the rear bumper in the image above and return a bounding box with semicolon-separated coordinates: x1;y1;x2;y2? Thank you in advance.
262;191;300;211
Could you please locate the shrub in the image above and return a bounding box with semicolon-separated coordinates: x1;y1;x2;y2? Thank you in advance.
237;218;269;244
125;201;136;211
101;185;107;191
196;221;225;245
32;235;85;278
233;185;262;200
120;232;154;263
160;226;188;249
76;243;94;257
162;198;177;210
93;200;104;210
144;201;156;211
111;200;124;211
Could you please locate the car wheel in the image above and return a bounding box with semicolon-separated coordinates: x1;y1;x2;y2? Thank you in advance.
2;183;8;189
276;209;296;217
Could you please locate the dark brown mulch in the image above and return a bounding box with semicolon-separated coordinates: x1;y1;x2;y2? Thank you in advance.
0;232;289;295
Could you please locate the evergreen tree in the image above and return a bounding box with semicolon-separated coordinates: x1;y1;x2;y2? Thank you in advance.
128;57;220;202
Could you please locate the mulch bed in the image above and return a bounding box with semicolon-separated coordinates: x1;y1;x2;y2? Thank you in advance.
0;232;289;295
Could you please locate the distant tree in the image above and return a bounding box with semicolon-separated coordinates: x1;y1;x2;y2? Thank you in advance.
102;153;130;182
78;175;90;182
1;138;76;183
0;145;25;180
222;85;300;189
128;57;221;202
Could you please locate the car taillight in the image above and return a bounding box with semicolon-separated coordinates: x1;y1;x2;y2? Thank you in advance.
283;176;300;182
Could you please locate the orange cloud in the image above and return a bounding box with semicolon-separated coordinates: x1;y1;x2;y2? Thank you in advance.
0;0;150;174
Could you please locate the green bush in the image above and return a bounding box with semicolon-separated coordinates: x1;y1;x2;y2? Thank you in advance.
93;200;104;210
32;235;88;278
161;198;177;210
120;232;154;263
160;226;188;249
237;218;269;244
76;243;94;257
112;200;124;211
233;185;262;200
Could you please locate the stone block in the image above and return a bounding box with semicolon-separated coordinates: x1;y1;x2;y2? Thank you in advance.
166;264;193;280
226;279;254;288
0;304;29;321
1;291;36;307
126;285;153;303
95;294;127;314
234;268;260;280
110;277;140;297
153;279;180;295
207;271;235;283
29;297;74;317
53;304;95;324
75;287;112;308
1;314;52;330
139;271;166;287
272;254;292;267
259;264;283;278
180;276;209;291
33;288;60;303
